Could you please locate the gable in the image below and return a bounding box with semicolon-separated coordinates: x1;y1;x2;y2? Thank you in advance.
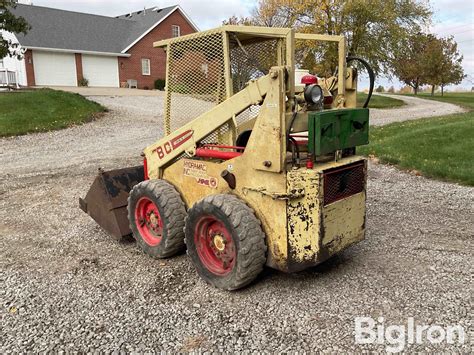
120;6;199;53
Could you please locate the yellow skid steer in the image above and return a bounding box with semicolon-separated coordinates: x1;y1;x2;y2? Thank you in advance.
80;26;374;290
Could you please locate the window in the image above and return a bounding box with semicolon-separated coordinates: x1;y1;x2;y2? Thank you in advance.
172;25;181;38
201;63;208;78
0;58;4;68
141;58;150;76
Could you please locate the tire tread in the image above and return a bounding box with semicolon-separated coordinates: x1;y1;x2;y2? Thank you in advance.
185;194;267;290
128;180;186;258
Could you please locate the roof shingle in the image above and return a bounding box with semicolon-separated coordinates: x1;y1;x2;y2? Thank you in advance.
11;4;177;54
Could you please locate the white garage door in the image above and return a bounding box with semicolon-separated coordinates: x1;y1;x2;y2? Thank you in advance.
34;51;77;86
82;55;119;87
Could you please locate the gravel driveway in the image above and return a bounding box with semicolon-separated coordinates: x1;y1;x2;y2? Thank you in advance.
1;93;472;353
370;93;466;125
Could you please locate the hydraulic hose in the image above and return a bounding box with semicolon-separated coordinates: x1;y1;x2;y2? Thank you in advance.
286;101;300;166
346;56;375;108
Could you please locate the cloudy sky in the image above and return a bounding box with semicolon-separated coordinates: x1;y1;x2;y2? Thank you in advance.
25;0;474;90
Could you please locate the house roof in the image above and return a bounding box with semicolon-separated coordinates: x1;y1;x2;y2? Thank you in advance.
11;4;196;55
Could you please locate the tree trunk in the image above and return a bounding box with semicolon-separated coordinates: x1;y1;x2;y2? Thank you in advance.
414;86;418;95
431;85;435;96
441;84;444;96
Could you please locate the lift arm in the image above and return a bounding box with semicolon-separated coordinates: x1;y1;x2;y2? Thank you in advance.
144;72;275;179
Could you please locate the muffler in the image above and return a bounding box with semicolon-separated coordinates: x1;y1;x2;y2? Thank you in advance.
79;166;144;240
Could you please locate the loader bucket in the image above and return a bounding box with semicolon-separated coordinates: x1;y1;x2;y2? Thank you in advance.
79;166;144;240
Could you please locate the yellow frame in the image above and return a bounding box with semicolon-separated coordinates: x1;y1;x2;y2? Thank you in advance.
146;26;365;272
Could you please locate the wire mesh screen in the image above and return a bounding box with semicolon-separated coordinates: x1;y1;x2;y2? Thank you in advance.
294;39;340;78
165;31;227;135
164;31;286;143
230;38;283;125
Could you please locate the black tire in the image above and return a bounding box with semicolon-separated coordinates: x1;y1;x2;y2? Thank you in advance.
128;180;186;258
185;194;267;290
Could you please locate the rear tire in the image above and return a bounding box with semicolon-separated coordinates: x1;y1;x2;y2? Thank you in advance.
128;180;186;258
185;194;267;290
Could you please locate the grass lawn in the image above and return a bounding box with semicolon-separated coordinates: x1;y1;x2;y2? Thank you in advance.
0;89;106;137
357;92;405;109
360;111;473;186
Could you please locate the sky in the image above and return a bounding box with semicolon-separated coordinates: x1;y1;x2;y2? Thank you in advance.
23;0;474;91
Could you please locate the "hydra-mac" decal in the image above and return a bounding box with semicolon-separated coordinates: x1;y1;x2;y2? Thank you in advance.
183;159;218;189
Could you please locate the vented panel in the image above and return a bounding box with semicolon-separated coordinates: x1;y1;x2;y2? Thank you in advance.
323;161;365;205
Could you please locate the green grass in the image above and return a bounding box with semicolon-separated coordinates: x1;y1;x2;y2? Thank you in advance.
357;92;405;109
0;89;106;137
360;112;474;185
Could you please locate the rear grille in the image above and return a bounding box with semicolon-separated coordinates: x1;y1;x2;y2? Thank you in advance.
323;161;365;205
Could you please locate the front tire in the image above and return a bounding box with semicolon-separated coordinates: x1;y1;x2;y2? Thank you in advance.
128;180;186;258
185;194;267;290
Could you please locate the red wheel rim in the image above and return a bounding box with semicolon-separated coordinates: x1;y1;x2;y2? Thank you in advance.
194;216;236;276
134;197;163;246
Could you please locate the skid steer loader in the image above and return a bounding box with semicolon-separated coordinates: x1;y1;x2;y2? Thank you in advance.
80;26;374;290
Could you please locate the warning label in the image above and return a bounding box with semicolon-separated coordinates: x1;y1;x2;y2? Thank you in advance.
183;159;218;189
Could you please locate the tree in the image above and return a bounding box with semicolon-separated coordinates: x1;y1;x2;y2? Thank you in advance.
392;33;435;95
392;33;465;96
235;0;431;76
0;0;30;60
424;36;464;96
375;85;385;93
222;15;279;92
387;86;395;93
222;15;252;26
399;85;413;94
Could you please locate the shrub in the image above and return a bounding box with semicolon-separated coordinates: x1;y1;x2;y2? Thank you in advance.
168;84;190;94
154;79;166;90
78;78;89;87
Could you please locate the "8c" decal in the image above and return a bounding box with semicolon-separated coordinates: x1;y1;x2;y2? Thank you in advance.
154;129;194;160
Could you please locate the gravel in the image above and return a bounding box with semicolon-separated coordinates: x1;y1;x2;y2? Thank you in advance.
1;94;472;352
370;94;466;126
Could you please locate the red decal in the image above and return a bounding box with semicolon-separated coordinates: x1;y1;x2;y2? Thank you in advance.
154;130;194;160
196;177;218;189
156;146;164;159
197;178;210;186
209;177;218;189
171;130;194;149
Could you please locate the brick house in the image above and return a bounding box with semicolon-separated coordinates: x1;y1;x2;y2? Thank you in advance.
6;3;198;89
